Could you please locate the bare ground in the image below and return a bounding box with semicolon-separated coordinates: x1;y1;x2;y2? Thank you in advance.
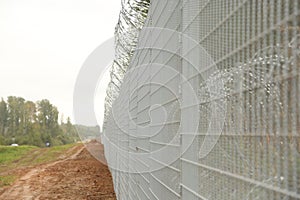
0;142;116;200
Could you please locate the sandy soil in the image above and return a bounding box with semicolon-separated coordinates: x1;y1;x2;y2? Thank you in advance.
0;142;116;200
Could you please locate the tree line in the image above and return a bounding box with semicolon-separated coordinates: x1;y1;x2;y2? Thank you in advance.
0;96;79;147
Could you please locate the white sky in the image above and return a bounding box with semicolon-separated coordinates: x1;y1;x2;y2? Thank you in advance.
0;0;121;126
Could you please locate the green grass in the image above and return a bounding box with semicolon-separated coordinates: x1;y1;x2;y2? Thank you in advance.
32;143;78;165
0;175;16;187
0;143;80;188
0;143;78;166
0;143;80;181
0;145;37;165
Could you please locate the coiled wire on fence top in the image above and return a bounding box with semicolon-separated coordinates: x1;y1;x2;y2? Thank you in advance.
103;0;150;130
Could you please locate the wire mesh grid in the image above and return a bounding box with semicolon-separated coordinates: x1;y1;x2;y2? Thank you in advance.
103;0;300;199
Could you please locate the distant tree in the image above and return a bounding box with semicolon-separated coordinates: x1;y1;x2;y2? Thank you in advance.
22;101;37;135
0;98;8;135
7;96;25;136
66;117;72;134
60;113;64;125
37;99;59;132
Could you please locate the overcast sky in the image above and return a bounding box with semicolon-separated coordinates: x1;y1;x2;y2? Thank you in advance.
0;0;120;126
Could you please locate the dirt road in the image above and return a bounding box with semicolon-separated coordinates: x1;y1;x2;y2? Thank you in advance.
0;143;116;200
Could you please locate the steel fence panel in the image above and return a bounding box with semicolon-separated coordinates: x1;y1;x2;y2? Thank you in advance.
103;0;300;199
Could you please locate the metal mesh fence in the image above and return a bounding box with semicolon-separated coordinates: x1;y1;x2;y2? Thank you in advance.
103;0;300;199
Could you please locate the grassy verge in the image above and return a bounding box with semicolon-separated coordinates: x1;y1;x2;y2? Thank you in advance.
0;143;80;187
0;175;16;187
0;145;37;165
32;143;78;165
